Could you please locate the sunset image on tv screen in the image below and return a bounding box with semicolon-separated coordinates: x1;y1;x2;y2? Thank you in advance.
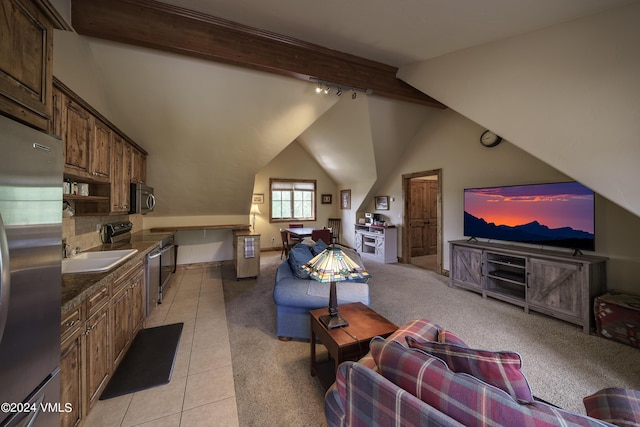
464;182;595;250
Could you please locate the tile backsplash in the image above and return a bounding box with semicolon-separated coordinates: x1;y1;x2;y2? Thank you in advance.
63;214;143;253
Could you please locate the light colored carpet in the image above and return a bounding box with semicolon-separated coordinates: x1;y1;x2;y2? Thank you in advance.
222;251;640;426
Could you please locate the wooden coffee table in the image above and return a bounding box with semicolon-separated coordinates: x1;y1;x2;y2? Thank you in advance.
310;302;398;390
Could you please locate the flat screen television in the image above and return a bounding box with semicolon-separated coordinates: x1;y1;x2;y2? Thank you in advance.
464;181;595;252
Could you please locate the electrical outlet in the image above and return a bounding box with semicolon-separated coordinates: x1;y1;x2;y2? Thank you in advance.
271;237;275;246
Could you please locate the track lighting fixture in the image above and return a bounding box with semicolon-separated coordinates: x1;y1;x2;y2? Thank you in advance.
309;77;372;100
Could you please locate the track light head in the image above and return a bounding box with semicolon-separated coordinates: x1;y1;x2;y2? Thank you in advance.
308;77;371;98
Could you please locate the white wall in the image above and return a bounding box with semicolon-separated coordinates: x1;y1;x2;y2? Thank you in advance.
252;141;339;250
374;108;640;294
398;2;640;218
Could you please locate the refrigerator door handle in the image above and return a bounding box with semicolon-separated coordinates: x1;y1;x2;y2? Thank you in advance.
0;213;10;344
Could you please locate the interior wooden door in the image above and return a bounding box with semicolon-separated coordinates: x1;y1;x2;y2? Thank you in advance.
409;180;438;256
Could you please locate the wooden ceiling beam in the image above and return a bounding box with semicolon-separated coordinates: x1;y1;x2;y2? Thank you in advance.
71;0;445;108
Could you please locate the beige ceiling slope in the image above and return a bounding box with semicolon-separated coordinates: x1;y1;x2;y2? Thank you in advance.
397;2;640;218
297;95;432;212
85;39;339;216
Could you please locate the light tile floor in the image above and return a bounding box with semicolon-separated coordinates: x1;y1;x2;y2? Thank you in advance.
84;265;239;427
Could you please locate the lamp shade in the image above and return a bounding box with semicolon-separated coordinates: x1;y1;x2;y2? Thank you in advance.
302;247;370;282
250;204;262;215
302;246;370;329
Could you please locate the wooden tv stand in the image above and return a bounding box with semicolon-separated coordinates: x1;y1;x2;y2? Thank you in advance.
449;240;608;333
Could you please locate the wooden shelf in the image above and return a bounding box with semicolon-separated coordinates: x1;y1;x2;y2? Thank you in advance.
63;195;109;202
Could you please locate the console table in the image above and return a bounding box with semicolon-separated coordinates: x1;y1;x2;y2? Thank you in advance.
354;224;398;263
310;302;397;390
449;240;608;333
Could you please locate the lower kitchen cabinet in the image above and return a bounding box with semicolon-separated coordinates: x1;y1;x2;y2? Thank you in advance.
60;260;146;427
85;303;111;411
112;263;145;367
60;305;84;427
131;269;146;335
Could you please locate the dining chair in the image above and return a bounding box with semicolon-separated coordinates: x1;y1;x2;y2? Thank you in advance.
311;228;332;246
288;223;304;243
280;229;292;259
327;218;342;244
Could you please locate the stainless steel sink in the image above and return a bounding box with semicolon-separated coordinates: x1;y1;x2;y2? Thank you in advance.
62;249;138;274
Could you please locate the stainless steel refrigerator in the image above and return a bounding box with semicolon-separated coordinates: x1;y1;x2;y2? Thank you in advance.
0;115;63;426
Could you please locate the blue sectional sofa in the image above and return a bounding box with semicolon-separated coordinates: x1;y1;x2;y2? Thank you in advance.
273;241;370;340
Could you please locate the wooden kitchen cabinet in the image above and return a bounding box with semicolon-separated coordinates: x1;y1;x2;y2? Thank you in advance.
56;79;147;216
60;304;85;427
130;268;146;335
131;146;147;184
60;260;147;426
62;98;112;182
51;85;64;137
0;0;54;131
90;118;112;181
62;96;93;178
111;261;144;367
85;285;111;412
111;133;132;213
111;280;131;368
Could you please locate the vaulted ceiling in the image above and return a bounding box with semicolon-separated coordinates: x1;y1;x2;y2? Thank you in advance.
53;0;636;217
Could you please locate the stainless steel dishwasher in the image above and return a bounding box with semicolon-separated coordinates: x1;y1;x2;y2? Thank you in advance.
146;247;161;316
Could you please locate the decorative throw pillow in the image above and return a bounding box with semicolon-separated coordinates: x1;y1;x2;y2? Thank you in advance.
437;329;468;347
406;336;534;402
301;237;315;246
311;238;329;256
287;244;313;279
584;388;640;426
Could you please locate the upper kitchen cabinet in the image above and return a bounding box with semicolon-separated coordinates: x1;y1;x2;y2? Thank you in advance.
91;118;112;182
111;132;132;214
0;0;68;131
62;95;92;178
131;146;146;184
55;79;148;215
61;94;112;182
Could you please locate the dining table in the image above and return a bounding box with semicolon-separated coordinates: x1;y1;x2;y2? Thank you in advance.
284;227;316;240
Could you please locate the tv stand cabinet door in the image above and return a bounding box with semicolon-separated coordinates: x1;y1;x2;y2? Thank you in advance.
527;258;583;324
450;243;483;293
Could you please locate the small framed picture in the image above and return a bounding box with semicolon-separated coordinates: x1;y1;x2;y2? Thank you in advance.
321;194;332;204
375;196;389;210
252;193;264;204
340;189;351;210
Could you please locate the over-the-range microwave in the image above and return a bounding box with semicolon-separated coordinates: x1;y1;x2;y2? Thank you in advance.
130;183;156;215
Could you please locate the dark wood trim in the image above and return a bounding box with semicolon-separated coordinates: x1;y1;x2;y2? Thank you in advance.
71;0;446;108
36;0;73;30
401;169;443;273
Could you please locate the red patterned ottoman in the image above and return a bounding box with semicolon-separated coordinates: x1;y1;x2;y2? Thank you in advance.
595;291;640;348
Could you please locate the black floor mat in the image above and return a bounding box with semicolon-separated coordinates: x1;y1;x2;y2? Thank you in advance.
100;322;183;400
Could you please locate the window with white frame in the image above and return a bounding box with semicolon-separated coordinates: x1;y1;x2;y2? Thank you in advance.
270;179;316;221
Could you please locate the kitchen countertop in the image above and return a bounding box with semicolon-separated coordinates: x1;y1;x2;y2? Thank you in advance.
61;231;174;315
